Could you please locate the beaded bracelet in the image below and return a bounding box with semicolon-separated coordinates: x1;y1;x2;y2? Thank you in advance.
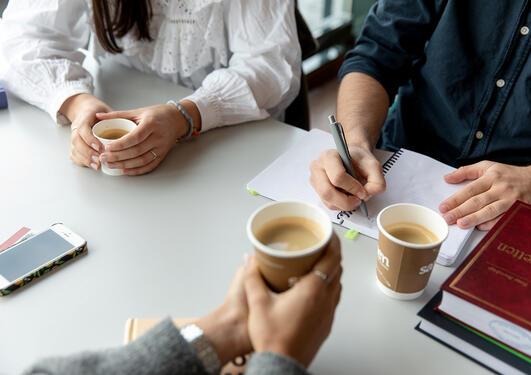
167;100;199;142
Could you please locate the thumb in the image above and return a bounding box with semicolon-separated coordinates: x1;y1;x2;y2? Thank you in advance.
243;257;270;306
444;161;490;184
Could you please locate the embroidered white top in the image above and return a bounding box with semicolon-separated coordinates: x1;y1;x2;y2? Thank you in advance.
0;0;301;132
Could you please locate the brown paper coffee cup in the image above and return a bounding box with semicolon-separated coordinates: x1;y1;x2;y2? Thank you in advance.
376;203;448;300
247;201;332;292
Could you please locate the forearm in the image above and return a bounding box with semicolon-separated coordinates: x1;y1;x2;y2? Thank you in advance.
337;72;390;150
22;319;208;375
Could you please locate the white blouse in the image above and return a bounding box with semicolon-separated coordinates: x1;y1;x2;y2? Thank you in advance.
0;0;301;132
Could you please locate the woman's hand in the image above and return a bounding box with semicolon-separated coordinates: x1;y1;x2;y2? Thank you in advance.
243;234;342;368
439;161;531;230
96;100;200;176
59;94;112;170
196;262;252;366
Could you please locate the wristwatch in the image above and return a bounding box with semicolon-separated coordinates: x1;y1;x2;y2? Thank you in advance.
180;323;221;374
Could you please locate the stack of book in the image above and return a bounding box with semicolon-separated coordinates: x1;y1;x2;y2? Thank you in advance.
416;200;530;374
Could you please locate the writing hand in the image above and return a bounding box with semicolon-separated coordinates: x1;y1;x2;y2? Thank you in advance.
439;161;531;230
310;145;385;211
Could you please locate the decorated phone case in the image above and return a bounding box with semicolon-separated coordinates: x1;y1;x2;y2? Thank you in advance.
0;243;87;296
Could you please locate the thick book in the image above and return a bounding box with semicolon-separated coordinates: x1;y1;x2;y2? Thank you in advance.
438;200;531;357
124;318;249;374
416;292;530;375
247;129;473;265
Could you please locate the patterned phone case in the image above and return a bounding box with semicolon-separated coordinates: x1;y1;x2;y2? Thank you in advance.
0;243;87;296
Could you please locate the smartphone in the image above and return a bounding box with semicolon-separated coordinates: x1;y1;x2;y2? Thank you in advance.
0;224;87;296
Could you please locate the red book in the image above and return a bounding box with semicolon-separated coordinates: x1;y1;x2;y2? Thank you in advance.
438;200;531;358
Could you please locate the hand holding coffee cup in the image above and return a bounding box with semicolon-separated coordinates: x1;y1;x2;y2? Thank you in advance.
247;201;333;292
376;203;449;300
244;236;342;367
92;118;137;176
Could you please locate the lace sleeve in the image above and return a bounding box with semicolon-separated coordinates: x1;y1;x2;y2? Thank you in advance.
183;0;301;132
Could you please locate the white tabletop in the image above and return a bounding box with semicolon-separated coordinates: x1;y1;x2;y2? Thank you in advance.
0;61;488;375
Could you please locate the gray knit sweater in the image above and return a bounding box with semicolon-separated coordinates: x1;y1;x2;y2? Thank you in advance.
22;319;309;375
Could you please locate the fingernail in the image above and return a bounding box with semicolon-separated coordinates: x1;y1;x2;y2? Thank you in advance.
439;204;449;213
91;143;100;151
443;214;454;224
91;155;99;163
90;163;98;170
96;112;104;116
458;218;469;227
243;253;250;266
100;155;107;163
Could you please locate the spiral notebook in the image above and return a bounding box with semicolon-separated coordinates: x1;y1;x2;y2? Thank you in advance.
247;129;473;266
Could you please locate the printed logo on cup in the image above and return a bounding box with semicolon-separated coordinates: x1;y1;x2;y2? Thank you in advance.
377;248;390;270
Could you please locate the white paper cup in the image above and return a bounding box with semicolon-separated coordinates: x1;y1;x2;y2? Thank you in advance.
247;201;333;292
92;119;137;176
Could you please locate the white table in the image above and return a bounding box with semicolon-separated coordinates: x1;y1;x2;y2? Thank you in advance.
0;61;488;375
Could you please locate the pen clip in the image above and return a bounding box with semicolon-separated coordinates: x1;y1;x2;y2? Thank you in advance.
337;123;351;161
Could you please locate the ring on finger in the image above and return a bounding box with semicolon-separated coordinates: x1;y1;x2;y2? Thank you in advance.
151;150;157;161
313;269;329;283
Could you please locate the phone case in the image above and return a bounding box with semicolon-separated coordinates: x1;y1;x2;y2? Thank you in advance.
0;243;87;296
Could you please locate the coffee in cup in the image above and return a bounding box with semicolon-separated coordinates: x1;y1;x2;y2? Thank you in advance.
384;222;438;244
92;118;137;176
247;201;332;292
376;203;448;300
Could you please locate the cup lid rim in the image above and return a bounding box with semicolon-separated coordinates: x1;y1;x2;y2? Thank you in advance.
376;203;449;249
246;200;332;258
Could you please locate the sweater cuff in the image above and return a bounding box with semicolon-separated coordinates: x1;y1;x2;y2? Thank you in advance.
49;83;94;125
247;352;309;375
182;87;221;133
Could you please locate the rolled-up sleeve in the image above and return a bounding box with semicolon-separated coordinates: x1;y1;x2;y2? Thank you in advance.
338;0;446;101
0;0;93;124
184;0;301;132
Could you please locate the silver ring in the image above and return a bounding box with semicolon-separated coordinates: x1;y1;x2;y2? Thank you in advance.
151;150;157;161
313;270;329;282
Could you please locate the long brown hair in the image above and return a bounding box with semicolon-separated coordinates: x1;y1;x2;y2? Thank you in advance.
92;0;153;53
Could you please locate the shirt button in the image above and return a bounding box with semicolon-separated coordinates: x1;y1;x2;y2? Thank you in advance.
521;26;529;35
475;131;484;140
496;79;505;88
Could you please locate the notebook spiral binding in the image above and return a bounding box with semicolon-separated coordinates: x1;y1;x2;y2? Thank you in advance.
381;149;403;174
336;149;404;223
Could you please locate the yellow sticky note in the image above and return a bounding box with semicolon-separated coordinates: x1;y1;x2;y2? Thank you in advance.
345;229;359;240
247;188;259;196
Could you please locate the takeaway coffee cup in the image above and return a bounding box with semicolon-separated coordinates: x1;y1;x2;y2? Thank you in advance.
247;201;333;292
92;118;137;176
376;203;448;300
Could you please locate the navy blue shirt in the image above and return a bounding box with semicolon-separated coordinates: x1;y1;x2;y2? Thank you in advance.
339;0;530;168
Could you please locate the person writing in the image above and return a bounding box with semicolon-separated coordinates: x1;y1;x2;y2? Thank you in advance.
310;0;531;231
22;236;342;374
0;0;300;176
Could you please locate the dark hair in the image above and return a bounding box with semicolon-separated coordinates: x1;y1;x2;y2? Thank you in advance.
92;0;153;53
